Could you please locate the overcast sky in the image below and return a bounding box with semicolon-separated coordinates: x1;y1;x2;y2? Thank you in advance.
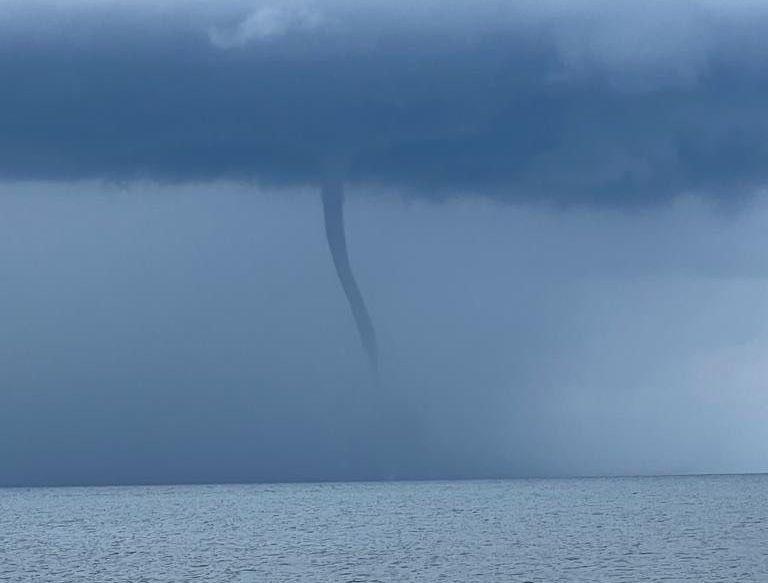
2;0;768;486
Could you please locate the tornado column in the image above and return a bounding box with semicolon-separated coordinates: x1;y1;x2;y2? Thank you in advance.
321;179;379;376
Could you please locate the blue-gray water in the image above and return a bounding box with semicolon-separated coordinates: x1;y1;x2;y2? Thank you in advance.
1;475;766;582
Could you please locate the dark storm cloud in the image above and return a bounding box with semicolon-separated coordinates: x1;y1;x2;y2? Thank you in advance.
3;0;768;204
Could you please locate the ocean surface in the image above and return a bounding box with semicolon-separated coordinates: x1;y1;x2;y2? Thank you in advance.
1;475;766;582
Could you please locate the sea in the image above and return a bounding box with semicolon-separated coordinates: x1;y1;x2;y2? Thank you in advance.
1;474;766;582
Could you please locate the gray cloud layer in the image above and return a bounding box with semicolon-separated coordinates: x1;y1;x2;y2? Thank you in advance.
3;1;768;203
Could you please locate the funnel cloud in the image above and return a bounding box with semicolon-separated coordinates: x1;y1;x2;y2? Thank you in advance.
321;179;379;375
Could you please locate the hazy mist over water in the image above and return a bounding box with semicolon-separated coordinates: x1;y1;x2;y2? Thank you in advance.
2;475;767;582
1;183;768;485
